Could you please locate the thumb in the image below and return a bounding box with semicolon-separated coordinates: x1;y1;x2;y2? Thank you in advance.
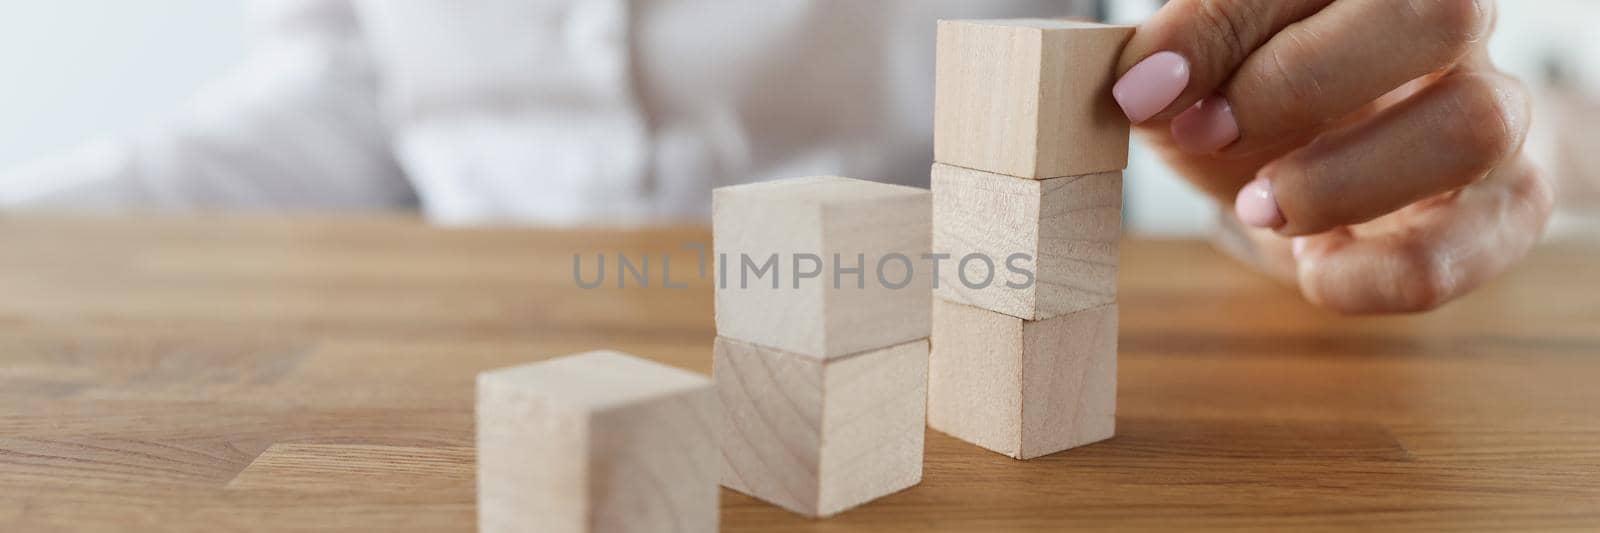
1112;0;1333;124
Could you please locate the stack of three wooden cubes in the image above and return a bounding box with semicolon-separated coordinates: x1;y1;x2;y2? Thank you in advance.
928;19;1135;460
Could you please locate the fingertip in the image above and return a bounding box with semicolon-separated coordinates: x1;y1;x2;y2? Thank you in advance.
1234;177;1285;229
1113;51;1191;123
1170;95;1240;154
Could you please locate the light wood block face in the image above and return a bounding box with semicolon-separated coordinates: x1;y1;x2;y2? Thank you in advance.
476;351;718;533
713;176;932;360
934;19;1134;179
928;299;1116;460
714;336;927;518
932;162;1121;320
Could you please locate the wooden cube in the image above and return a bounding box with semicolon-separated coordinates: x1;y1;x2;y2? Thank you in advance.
714;336;927;517
928;299;1116;460
932;162;1121;320
934;19;1135;179
713;176;931;360
477;351;718;533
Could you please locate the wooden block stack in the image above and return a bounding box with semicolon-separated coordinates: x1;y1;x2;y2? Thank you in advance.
712;176;931;518
927;19;1135;460
477;351;719;533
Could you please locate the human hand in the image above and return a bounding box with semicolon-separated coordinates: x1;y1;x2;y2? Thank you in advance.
1112;0;1552;313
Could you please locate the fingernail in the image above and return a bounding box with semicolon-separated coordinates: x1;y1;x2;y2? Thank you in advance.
1113;51;1190;123
1171;95;1240;154
1291;237;1310;262
1235;177;1285;229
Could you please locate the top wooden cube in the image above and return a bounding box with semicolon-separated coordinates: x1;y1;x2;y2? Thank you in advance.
934;19;1135;179
713;176;931;360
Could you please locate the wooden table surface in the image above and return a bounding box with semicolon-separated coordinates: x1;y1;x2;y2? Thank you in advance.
2;215;1598;532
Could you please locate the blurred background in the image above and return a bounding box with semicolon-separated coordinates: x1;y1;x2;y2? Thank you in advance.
0;0;1595;237
0;1;247;177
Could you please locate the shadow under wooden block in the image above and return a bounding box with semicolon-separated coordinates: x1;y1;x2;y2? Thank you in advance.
714;336;927;518
713;176;932;360
933;163;1121;320
928;298;1116;460
477;351;718;533
934;19;1134;179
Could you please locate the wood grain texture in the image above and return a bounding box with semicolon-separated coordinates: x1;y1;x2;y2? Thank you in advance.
933;162;1121;320
227;444;473;492
934;19;1135;179
714;336;926;518
2;215;1600;531
713;176;931;359
929;299;1116;459
477;351;718;533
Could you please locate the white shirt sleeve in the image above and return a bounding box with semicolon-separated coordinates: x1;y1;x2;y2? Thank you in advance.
0;0;413;212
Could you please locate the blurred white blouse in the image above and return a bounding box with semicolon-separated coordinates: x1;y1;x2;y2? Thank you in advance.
0;0;1091;224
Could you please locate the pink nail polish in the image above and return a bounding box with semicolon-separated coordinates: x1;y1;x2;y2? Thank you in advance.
1171;95;1240;154
1113;51;1190;123
1235;177;1285;229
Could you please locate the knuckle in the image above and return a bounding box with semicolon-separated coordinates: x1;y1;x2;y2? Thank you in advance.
1255;31;1328;128
1388;241;1458;313
1409;0;1490;53
1193;0;1263;63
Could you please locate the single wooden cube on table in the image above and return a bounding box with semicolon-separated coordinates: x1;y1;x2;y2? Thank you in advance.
476;351;718;533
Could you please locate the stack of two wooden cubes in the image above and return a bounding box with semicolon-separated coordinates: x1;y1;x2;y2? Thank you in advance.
928;19;1136;460
712;177;933;518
